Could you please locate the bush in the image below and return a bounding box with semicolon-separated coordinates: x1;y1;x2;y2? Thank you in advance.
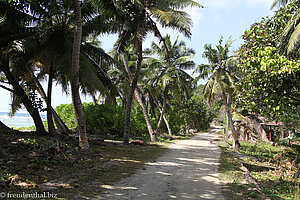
55;103;150;140
166;94;216;134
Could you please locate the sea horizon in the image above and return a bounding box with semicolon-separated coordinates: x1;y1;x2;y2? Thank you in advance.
0;111;46;128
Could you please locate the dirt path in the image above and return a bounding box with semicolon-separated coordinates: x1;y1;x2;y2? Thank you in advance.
95;127;225;200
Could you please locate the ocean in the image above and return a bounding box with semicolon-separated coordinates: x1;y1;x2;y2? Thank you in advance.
0;112;46;128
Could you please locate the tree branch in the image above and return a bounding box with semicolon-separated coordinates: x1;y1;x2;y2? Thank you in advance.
0;84;15;93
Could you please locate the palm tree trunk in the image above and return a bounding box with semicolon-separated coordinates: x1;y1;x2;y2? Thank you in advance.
163;114;172;136
153;96;172;135
135;90;158;141
123;42;143;144
47;63;57;135
155;87;168;134
32;71;70;134
149;94;157;120
71;0;89;149
121;52;157;141
222;91;240;150
92;94;98;105
0;54;46;134
0;120;12;131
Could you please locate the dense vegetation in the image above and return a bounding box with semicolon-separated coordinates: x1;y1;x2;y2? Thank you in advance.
0;0;299;199
55;89;216;141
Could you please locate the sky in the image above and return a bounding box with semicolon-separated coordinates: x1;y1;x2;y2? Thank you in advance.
0;0;275;113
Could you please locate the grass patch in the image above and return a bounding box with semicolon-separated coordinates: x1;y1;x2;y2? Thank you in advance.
0;131;169;199
218;140;300;200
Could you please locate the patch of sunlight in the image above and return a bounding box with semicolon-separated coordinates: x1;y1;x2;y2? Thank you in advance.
117;186;138;190
100;185;138;190
201;161;219;165
156;171;173;176
113;158;142;163
100;185;115;189
201;174;221;184
146;161;183;166
176;158;202;163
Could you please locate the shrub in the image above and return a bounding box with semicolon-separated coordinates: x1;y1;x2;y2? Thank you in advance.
55;103;150;140
166;95;216;134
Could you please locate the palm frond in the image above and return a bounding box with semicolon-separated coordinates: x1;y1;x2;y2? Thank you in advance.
277;8;300;57
271;0;290;10
157;0;203;10
288;22;300;54
152;8;193;38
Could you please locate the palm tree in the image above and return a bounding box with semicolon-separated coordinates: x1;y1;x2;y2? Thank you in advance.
194;36;241;150
2;0;117;143
271;0;300;57
96;0;203;144
116;46;157;141
0;0;46;134
71;0;89;149
146;35;195;135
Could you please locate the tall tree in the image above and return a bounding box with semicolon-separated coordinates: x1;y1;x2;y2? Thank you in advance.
0;0;46;134
104;0;203;144
119;47;157;141
71;0;89;149
194;36;241;150
146;35;195;135
237;2;300;131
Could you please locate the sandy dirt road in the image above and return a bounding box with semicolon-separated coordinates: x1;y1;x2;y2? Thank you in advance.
95;128;225;200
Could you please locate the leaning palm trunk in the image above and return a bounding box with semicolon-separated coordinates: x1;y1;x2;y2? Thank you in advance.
155;87;168;134
46;63;57;135
135;90;158;141
163;115;172;136
32;72;70;134
121;52;157;141
123;43;143;144
0;120;12;131
153;97;172;136
0;54;46;134
71;0;89;149
222;91;240;150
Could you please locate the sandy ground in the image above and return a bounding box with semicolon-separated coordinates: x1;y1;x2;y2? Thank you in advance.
95;127;225;200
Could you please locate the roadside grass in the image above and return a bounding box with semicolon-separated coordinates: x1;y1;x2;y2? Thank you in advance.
219;140;300;200
0;131;174;199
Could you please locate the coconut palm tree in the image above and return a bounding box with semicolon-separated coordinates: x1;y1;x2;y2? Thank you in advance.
100;0;203;144
0;0;46;134
194;36;241;150
1;0;117;142
113;46;158;141
146;35;195;135
71;0;89;149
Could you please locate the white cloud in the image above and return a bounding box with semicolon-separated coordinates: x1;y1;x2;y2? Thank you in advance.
184;6;204;27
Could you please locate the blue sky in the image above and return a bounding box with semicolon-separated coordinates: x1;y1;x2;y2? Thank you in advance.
0;0;275;113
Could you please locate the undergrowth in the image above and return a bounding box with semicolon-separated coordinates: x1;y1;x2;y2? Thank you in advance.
219;140;300;200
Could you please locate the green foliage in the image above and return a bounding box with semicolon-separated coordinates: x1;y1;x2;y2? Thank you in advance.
55;104;77;129
166;86;217;134
236;2;300;130
236;47;300;129
129;107;156;140
55;103;153;140
83;103;125;138
219;141;300;200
